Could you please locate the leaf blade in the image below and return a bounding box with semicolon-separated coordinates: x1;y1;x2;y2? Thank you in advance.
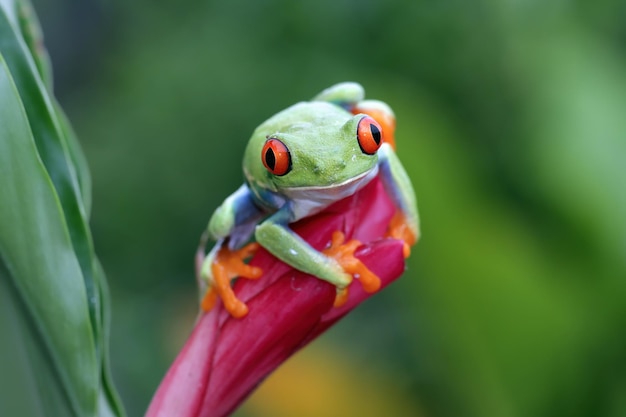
0;1;101;352
0;53;98;416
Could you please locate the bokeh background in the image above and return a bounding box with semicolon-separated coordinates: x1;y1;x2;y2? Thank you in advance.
31;0;626;416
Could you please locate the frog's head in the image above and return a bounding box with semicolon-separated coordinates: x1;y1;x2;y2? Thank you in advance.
243;99;384;193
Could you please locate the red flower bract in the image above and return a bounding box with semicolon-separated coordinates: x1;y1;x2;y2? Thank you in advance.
146;176;407;417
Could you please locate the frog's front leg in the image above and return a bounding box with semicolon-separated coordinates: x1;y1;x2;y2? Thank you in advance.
378;142;420;256
199;240;262;317
255;207;380;306
199;185;265;318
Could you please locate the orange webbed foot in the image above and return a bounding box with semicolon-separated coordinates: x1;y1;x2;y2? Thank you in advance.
201;242;262;318
386;212;418;258
322;231;381;307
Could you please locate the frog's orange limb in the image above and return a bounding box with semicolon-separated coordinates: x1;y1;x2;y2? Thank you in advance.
386;211;418;258
323;231;381;307
351;106;396;150
333;288;350;308
201;242;262;318
200;287;218;312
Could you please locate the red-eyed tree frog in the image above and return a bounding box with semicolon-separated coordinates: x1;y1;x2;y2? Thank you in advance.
198;82;419;318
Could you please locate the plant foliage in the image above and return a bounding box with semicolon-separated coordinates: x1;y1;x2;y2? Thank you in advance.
0;1;123;416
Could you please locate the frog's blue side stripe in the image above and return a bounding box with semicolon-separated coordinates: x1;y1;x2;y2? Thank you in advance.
210;185;266;249
378;152;405;213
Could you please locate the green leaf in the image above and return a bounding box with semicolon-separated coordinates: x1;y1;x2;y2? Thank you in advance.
0;3;125;414
0;259;75;417
0;1;101;351
0;54;98;415
16;0;52;90
95;261;126;417
54;101;93;217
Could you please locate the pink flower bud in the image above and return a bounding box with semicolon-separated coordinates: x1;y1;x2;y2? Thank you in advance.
146;176;407;417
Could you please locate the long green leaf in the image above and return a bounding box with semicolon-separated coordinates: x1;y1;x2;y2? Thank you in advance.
0;2;125;413
0;54;98;416
0;2;101;352
0;2;124;414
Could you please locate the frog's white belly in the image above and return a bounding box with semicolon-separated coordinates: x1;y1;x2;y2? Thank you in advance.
282;166;379;221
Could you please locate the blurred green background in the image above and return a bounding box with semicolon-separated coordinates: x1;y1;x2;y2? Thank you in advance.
31;0;626;416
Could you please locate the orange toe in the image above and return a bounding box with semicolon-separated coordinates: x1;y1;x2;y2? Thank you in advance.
201;287;218;312
202;242;262;318
333;288;349;308
386;212;417;258
323;231;382;307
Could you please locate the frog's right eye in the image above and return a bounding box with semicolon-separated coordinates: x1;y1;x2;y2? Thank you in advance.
357;116;383;155
262;138;291;176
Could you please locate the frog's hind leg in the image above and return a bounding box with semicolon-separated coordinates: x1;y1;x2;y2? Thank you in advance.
199;239;262;318
377;143;420;257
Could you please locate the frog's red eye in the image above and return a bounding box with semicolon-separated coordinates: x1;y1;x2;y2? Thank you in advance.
262;138;291;176
357;116;383;155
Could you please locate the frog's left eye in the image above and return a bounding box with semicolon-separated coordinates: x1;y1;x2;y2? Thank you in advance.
262;138;291;176
357;116;383;155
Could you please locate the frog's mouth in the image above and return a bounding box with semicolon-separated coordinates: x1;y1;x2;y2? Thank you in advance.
281;166;379;221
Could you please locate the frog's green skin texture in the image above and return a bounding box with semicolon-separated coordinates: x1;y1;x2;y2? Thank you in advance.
201;82;419;293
